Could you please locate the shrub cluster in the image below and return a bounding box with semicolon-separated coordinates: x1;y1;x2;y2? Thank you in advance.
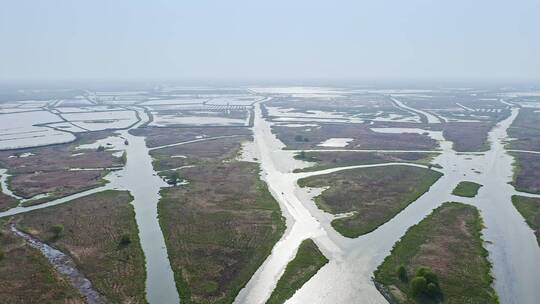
411;267;441;298
396;265;442;299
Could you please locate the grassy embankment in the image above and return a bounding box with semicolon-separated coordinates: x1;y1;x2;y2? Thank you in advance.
266;239;328;304
0;220;84;303
374;202;498;304
452;181;483;198
298;165;443;238
15;190;147;304
512;195;540;246
155;132;285;303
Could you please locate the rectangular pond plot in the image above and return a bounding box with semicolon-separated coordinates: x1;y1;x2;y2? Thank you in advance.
0;108;39;114
149;114;248;127
61;110;139;131
56;99;95;107
140;98;207;106
266;106;364;123
205;96;264;106
0;111;76;150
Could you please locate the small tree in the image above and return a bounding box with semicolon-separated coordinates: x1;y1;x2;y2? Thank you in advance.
416;266;431;277
97;145;106;152
167;171;180;186
410;276;427;296
50;224;64;238
426;282;440;297
397;265;408;282
119;234;132;247
298;150;306;159
423;271;439;285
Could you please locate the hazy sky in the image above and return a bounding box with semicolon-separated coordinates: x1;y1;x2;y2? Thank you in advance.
1;0;539;83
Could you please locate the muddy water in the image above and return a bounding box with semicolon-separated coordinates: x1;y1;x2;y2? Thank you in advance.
104;109;180;304
238;101;540;304
104;127;179;303
10;224;106;304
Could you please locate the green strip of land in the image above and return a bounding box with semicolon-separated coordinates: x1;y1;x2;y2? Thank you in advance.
266;239;329;304
16;190;147;304
512;195;540;246
452;181;483;198
374;202;498;304
298;165;443;238
159;162;285;304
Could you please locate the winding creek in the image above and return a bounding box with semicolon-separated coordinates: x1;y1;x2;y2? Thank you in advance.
1;96;540;304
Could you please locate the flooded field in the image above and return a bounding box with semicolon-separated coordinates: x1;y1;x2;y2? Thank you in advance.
1;86;540;304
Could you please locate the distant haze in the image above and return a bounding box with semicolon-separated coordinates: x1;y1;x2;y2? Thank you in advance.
1;0;539;83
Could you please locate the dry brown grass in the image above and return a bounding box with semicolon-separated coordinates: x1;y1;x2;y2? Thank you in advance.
0;131;122;204
151;135;251;171
272;123;438;151
15;190;146;304
10;170;108;199
298;165;442;237
159;161;285;303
